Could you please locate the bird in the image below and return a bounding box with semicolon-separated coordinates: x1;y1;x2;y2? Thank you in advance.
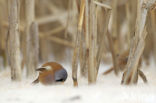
103;50;147;84
103;50;129;75
32;62;68;85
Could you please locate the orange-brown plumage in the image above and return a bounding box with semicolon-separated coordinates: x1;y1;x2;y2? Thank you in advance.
42;62;63;71
32;62;68;85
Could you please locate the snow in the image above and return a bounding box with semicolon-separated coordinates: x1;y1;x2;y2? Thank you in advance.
0;60;156;103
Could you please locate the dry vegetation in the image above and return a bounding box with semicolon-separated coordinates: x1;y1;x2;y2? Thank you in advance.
0;0;156;86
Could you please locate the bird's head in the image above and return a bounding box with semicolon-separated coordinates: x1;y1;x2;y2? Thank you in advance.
54;69;68;82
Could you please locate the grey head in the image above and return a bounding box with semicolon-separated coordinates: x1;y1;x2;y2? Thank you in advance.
54;69;68;82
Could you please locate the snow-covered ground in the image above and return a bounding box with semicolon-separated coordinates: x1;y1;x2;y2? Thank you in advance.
0;60;156;103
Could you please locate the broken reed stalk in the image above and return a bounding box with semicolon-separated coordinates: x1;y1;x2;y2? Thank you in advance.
72;0;85;87
25;0;38;77
122;0;156;85
7;0;21;81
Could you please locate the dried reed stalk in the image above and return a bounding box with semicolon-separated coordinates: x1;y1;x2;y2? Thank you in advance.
37;0;52;62
72;0;85;87
79;0;87;77
25;0;38;77
46;36;74;48
94;1;112;76
88;0;97;83
79;0;89;78
26;22;39;77
36;12;69;25
122;0;156;85
64;0;72;38
111;0;119;75
7;0;21;81
0;1;7;68
40;26;65;37
150;10;156;62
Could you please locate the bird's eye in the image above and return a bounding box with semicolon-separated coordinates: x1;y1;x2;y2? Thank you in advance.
56;79;64;82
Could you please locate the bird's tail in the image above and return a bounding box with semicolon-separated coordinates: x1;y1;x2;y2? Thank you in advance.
32;78;39;84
